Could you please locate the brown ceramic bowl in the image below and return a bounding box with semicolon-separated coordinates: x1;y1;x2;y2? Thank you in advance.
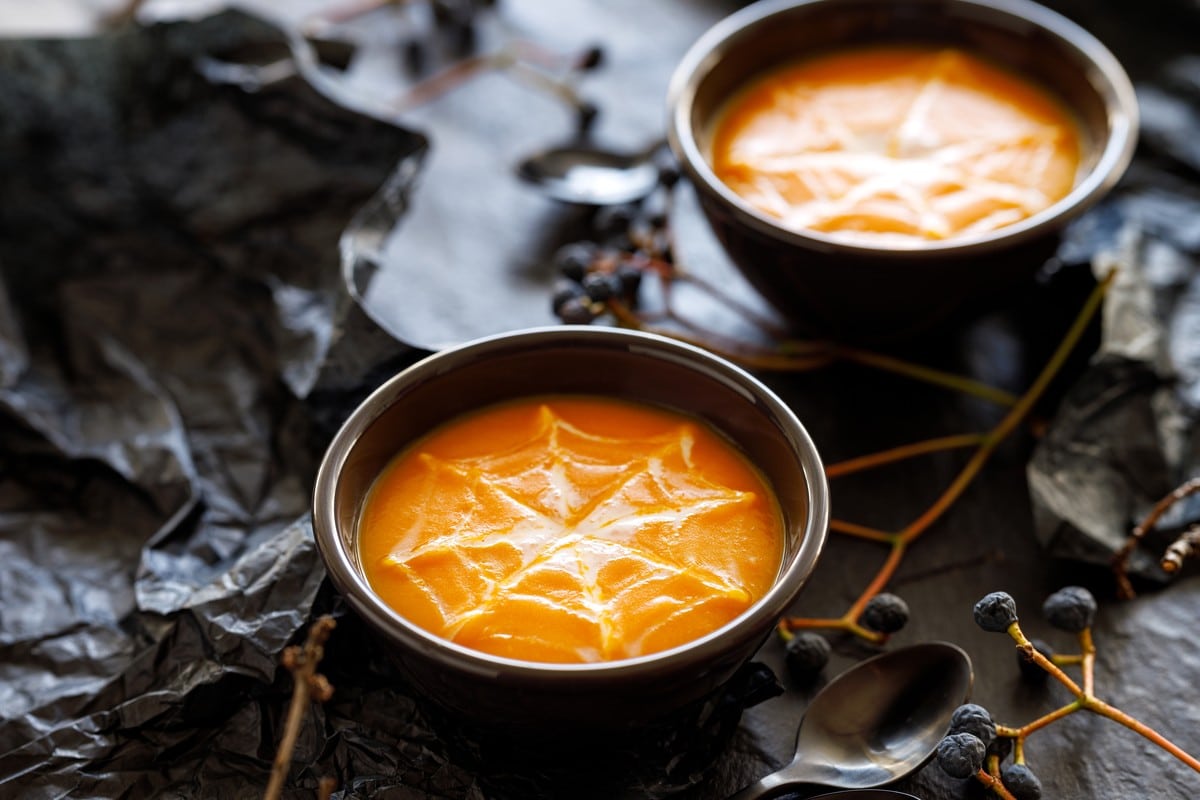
666;0;1138;340
312;326;828;742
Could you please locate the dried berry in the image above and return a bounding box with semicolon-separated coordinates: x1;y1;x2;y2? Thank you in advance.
644;208;669;231
553;242;596;282
936;732;986;779
986;734;1013;763
550;278;585;315
1016;638;1055;683
614;263;643;296
1000;763;1043;800
403;39;427;77
974;592;1018;632
556;295;596;324
447;17;476;57
576;100;599;135
860;592;909;634
656;161;681;189
581;272;620;302
949;703;996;748
1041;586;1097;633
576;45;604;71
783;632;830;685
592;204;638;238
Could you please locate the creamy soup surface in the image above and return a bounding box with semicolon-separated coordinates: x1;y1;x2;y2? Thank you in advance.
358;396;784;663
710;46;1082;245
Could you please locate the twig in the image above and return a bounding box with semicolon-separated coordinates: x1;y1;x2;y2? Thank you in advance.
263;615;338;800
1162;524;1200;573
1113;477;1200;599
779;270;1115;642
994;617;1200;778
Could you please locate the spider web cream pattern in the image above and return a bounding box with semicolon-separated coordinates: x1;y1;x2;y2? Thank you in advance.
371;403;779;662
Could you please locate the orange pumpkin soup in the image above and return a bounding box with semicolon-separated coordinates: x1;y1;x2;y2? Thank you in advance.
358;396;784;663
710;45;1082;245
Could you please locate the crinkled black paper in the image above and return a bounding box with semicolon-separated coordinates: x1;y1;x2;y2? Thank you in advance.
1028;59;1200;579
0;11;422;797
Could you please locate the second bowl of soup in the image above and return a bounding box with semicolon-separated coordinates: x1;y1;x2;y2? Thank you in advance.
667;0;1138;339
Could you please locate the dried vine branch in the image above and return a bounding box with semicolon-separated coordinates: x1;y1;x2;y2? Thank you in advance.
264;615;338;800
1113;477;1200;599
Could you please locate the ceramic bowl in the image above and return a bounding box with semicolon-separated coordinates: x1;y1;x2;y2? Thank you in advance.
666;0;1138;340
312;326;828;741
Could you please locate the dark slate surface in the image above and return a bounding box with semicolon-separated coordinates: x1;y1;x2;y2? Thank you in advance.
0;2;1198;798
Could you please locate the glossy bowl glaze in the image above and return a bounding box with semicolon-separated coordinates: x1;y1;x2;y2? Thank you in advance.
667;0;1138;340
312;326;828;742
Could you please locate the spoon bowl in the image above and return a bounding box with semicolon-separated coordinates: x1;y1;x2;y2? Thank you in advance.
731;642;973;799
515;140;664;205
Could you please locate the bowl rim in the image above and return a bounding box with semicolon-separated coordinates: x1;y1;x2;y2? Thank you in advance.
666;0;1140;258
312;325;830;683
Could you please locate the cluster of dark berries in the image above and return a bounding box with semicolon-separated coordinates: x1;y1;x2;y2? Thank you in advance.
942;585;1102;797
1010;585;1097;682
399;0;500;72
936;704;1043;799
974;585;1098;684
973;585;1095;634
550;169;680;324
397;0;606;134
550;242;645;324
780;592;909;686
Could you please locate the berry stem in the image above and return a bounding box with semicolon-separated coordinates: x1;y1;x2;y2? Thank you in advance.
612;306;836;370
672;267;794;338
1007;700;1082;738
1051;653;1084;666
394;50;515;110
307;0;395;27
824;433;987;478
779;615;886;644
831;344;1019;407
507;60;591;114
616;259;1025;402
828;519;896;544
1081;696;1200;773
1079;628;1096;697
784;272;1114;643
1006;619;1200;775
974;767;1019;800
846;540;907;621
896;269;1114;545
1010;625;1085;696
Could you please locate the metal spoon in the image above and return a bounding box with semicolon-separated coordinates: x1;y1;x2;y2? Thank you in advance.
730;642;973;800
515;139;666;205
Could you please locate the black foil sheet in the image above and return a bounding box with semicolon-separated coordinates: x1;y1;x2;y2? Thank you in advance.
1028;32;1200;580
